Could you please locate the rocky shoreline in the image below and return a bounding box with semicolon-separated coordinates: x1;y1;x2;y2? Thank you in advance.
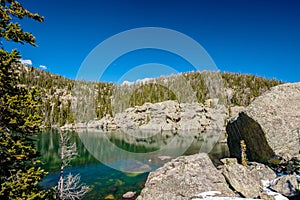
61;99;245;133
137;153;299;200
137;82;300;200
64;82;300;199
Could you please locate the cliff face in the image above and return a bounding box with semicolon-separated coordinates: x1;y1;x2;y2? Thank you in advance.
114;99;228;131
227;82;300;163
62;99;232;132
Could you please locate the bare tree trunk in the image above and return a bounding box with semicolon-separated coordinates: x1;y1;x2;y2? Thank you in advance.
56;136;65;200
56;132;89;200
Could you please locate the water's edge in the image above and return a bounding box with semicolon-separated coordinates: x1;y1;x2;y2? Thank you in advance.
36;129;229;199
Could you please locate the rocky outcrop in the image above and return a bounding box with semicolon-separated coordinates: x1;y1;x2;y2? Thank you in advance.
98;114;118;130
137;153;237;200
61;114;118;131
137;153;299;200
101;99;228;131
61;99;246;132
226;82;300;163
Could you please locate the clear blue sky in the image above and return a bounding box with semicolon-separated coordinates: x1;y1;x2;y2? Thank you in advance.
6;0;300;83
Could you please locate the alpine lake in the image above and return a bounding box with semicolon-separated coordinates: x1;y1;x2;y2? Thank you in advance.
36;129;229;199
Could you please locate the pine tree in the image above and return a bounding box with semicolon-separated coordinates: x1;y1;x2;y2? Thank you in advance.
0;0;53;199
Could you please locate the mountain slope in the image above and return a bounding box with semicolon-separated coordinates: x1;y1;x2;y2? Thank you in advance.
18;65;283;127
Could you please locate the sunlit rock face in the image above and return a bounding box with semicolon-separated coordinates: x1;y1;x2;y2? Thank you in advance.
137;153;298;200
227;82;300;163
137;153;237;200
113;99;228;131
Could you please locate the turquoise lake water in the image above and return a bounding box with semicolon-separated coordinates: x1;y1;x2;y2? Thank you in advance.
36;129;229;199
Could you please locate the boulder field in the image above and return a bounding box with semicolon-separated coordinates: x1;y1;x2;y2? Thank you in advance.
137;153;298;200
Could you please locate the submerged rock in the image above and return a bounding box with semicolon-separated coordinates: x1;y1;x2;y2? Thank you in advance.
226;82;300;163
104;194;115;200
120;160;151;174
122;191;137;199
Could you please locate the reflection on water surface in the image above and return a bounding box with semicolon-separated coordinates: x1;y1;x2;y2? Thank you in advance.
37;129;229;199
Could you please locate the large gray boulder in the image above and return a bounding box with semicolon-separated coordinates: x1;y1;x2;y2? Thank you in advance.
137;153;237;200
226;82;300;163
221;163;261;198
218;159;277;199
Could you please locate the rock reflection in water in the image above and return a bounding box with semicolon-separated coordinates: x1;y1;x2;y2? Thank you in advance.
77;129;228;173
37;129;229;199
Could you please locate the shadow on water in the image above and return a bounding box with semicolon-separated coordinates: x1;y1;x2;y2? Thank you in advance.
36;129;229;199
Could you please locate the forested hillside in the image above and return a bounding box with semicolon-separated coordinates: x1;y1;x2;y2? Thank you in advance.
19;65;283;127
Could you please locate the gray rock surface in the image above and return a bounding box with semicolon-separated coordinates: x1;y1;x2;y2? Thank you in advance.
269;174;299;197
122;191;136;199
137;152;298;200
228;106;245;119
110;100;228;131
99;114;118;130
247;162;277;182
87;120;101;129
137;153;237;200
75;122;87;129
61;99;231;131
219;162;277;199
221;163;261;198
60;123;75;130
226;82;300;163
